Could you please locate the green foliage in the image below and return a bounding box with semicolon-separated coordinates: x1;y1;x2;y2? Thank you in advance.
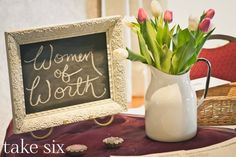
126;47;147;63
137;31;153;65
126;13;215;75
142;20;161;68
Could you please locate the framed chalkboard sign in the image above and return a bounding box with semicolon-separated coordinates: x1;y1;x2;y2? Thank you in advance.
5;16;127;134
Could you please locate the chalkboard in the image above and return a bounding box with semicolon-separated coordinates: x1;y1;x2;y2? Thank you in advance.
20;32;110;114
6;16;126;134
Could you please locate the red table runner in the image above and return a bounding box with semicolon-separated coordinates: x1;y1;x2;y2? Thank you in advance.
1;114;236;157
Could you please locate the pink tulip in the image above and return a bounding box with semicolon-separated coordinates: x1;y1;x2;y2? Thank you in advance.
198;18;211;32
138;8;148;23
205;9;215;19
164;10;173;23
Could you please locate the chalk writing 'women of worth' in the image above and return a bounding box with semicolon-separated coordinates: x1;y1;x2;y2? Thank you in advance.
24;44;107;106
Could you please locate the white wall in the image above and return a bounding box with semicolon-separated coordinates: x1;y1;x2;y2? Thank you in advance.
0;0;87;150
167;0;236;36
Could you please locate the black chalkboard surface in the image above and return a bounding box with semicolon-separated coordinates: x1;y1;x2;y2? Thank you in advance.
20;32;110;114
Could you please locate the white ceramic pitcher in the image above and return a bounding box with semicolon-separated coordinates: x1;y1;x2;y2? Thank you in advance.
145;58;211;142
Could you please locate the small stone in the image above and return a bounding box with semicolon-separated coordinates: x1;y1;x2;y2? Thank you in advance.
103;136;124;149
65;144;87;156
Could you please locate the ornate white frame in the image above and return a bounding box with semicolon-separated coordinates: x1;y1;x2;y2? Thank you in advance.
5;16;127;134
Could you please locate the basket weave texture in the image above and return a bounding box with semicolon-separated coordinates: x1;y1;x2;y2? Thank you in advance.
197;83;236;125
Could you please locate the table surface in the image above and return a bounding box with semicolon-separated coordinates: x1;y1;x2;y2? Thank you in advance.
1;114;236;157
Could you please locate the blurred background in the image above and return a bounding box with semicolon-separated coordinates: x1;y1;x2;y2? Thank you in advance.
0;0;235;149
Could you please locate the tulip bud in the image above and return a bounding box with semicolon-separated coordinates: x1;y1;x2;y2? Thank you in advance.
164;10;173;23
122;16;137;28
113;48;129;60
205;9;215;19
138;8;148;23
188;15;198;31
198;18;211;32
151;0;163;17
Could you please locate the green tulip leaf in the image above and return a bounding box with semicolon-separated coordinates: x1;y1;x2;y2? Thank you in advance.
160;46;173;73
172;29;195;74
180;53;197;74
195;28;215;55
142;21;161;68
126;48;147;63
162;22;169;47
137;32;154;65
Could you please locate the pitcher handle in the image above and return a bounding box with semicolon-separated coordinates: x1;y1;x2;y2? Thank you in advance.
196;58;211;107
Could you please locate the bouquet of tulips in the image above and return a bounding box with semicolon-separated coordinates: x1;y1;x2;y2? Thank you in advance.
120;0;215;75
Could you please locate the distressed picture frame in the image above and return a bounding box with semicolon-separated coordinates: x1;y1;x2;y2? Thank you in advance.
5;16;127;134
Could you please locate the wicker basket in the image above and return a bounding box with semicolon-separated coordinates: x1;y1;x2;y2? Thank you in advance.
197;83;236;125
